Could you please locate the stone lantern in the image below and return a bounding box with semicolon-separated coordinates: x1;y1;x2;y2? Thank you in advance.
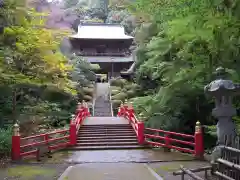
204;67;240;146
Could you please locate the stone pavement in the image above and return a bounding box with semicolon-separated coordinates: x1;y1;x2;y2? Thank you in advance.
0;149;214;180
66;149;194;163
58;163;162;180
58;161;214;180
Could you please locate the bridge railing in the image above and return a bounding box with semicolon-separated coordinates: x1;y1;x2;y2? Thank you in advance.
11;101;90;161
117;102;204;158
117;102;144;145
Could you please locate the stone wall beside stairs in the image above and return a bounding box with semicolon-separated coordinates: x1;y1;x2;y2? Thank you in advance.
94;83;112;117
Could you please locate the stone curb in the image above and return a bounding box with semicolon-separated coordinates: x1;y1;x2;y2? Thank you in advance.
58;165;73;180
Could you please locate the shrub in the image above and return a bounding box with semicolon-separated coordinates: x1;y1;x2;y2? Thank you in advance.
83;95;92;101
126;90;135;98
112;99;122;109
110;78;127;87
110;86;122;91
111;89;120;96
112;92;127;101
0;127;12;157
87;84;95;88
82;87;94;96
124;83;139;91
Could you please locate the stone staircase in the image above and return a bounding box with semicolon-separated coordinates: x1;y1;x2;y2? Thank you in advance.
70;124;144;150
94;83;112;117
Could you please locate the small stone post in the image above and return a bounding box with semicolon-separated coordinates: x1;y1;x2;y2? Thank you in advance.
11;123;21;161
204;67;240;161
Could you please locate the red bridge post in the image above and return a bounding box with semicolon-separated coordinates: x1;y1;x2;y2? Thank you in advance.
11;123;21;161
70;115;77;146
137;121;145;145
194;121;204;159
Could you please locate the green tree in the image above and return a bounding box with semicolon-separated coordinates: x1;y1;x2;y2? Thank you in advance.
128;0;240;136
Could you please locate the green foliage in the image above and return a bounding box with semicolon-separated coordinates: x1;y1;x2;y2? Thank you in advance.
110;78;127;87
0;1;80;130
129;0;240;134
112;92;128;101
0;127;12;156
112;99;122;106
82;87;94;96
83;95;92;101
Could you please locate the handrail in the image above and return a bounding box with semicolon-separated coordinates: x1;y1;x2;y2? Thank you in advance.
117;104;144;144
145;128;195;138
117;103;204;158
11;101;91;161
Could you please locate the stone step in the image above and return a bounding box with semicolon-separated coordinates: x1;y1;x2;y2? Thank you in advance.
94;113;111;117
79;129;133;133
77;135;137;140
76;141;139;146
94;111;111;113
81;124;132;128
94;108;111;110
67;145;147;151
78;133;135;137
80;126;132;130
77;138;138;143
78;130;135;134
94;114;112;117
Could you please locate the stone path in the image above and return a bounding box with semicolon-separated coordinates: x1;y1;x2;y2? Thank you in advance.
58;161;214;180
0;149;214;180
94;83;112;117
58;163;162;180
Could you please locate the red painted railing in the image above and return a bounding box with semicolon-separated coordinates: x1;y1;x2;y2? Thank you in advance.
117;103;144;144
11;101;90;161
117;103;204;158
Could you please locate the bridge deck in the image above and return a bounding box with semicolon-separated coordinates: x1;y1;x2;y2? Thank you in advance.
82;117;129;125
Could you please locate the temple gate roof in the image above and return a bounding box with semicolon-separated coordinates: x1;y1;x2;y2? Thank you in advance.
69;23;134;40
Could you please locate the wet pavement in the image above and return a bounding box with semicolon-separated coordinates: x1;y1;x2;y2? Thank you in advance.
58;163;162;180
0;149;214;180
58;161;214;180
66;149;194;163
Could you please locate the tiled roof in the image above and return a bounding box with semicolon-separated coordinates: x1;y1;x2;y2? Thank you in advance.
69;23;134;40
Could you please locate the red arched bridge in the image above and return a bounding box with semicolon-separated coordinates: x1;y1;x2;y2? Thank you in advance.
11;101;204;161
